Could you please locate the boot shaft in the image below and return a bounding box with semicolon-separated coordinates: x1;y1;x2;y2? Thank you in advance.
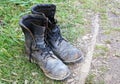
31;4;56;22
31;4;62;45
19;14;48;49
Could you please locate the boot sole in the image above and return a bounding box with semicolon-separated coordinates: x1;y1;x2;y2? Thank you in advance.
43;67;71;80
63;53;84;64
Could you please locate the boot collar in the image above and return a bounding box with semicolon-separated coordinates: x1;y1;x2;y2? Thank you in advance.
19;14;48;41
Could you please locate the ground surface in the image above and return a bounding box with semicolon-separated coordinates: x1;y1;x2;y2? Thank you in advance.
0;0;120;84
0;0;91;84
86;0;120;84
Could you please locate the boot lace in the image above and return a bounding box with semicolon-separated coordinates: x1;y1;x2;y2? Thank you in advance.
29;41;53;62
48;19;64;45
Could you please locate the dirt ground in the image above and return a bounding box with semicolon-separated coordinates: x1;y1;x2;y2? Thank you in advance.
65;0;120;84
86;0;120;84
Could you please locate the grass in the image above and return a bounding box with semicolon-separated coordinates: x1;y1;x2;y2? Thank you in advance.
85;73;96;84
1;0;112;83
93;44;109;58
95;44;109;52
0;0;90;83
0;0;117;84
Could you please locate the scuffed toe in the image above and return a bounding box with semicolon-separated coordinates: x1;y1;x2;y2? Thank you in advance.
43;57;71;80
63;49;84;63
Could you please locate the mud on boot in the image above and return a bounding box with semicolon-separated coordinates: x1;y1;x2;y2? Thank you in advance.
19;14;70;80
31;4;84;63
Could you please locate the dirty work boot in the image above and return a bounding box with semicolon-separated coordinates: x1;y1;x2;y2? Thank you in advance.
19;14;70;80
31;4;84;63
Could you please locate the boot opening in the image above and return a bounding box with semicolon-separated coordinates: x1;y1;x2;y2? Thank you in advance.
20;14;47;32
31;4;56;20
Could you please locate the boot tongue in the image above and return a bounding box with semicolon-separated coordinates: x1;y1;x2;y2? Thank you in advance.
32;23;45;35
32;23;46;48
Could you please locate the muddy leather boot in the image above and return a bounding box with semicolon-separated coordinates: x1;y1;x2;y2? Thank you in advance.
31;4;83;63
19;14;70;80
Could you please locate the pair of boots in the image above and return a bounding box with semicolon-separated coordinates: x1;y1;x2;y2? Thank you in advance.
19;4;83;80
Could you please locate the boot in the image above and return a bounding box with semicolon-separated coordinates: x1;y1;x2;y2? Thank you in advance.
19;14;70;80
31;4;84;63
